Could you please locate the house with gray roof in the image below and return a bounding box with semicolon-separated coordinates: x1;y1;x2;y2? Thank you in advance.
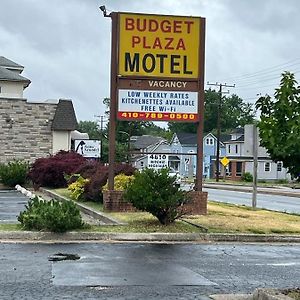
0;57;78;163
170;132;228;179
130;135;166;152
223;125;290;181
0;56;31;98
132;139;172;171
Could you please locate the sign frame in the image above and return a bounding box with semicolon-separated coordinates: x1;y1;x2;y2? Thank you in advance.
116;12;205;123
107;11;206;192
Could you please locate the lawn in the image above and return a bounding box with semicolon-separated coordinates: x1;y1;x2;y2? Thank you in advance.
184;201;300;234
53;188;300;235
0;224;22;231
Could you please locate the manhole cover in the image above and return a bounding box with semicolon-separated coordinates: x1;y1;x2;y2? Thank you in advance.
48;253;80;262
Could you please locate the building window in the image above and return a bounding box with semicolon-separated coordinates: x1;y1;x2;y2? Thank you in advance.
228;145;231;153
0;86;1;93
264;162;271;172
227;162;232;176
236;162;242;176
206;138;214;145
235;145;238;153
277;162;282;172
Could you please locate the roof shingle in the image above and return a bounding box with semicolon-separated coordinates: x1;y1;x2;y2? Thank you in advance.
0;56;24;69
0;66;30;86
51;99;78;131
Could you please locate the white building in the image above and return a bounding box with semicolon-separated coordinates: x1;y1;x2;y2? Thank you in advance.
0;56;78;163
224;125;291;181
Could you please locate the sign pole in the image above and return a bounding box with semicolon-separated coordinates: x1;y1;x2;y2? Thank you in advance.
195;18;206;192
108;12;118;191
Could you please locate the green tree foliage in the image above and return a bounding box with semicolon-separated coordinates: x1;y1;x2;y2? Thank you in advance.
123;168;190;225
167;122;197;134
78;121;101;139
256;72;300;180
103;98;172;161
168;89;255;133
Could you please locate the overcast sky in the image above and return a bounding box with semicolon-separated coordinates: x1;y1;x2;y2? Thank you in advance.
1;0;300;124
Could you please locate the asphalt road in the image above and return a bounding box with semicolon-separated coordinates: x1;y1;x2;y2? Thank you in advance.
205;188;300;214
0;242;299;299
0;190;27;223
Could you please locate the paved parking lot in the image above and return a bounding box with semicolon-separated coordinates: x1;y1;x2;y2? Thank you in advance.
0;242;299;299
0;190;28;223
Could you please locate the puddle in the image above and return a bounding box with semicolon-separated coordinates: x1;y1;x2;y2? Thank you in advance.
48;253;80;262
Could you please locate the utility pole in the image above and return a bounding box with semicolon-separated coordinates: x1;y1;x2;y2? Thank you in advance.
95;115;107;161
252;124;258;209
207;82;235;182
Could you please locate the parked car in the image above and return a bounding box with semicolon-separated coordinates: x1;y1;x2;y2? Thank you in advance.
168;168;181;184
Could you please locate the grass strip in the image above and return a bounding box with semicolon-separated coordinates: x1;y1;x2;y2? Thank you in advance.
49;188;300;235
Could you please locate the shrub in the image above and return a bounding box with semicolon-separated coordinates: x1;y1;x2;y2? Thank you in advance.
28;151;87;189
68;175;89;201
71;162;136;202
241;172;253;182
258;179;266;183
103;173;134;191
277;179;288;184
123;168;190;225
0;160;29;187
18;197;84;232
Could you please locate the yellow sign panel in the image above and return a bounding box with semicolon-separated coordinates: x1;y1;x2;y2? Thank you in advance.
118;13;200;78
221;157;230;167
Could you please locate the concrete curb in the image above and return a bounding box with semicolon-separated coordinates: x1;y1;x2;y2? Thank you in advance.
0;231;299;243
39;188;123;225
210;289;295;300
253;289;294;300
4;186;300;243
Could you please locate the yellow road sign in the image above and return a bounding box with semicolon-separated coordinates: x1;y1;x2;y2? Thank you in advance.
221;156;230;167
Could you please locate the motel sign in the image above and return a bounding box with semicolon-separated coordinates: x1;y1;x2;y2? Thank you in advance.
116;13;204;122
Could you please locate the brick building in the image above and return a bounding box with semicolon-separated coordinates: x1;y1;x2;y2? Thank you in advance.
0;57;77;163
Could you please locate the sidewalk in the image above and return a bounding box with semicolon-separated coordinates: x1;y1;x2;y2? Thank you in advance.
1;231;300;243
202;182;300;198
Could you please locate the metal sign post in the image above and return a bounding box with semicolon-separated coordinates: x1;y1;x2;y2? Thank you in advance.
108;12;118;191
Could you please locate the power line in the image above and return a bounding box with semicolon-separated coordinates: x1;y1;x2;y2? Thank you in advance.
218;58;300;82
234;68;300;87
207;82;235;183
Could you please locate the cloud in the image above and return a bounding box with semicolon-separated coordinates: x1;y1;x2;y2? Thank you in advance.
1;0;299;121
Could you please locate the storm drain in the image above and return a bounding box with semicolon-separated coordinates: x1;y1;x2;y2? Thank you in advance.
48;253;80;262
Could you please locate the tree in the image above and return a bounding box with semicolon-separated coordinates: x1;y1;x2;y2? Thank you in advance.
168;89;255;133
167;122;197;134
256;72;300;180
103;98;172;162
103;98;151;142
205;90;255;132
78;121;101;139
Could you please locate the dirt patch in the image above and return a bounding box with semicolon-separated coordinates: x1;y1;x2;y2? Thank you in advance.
282;288;300;300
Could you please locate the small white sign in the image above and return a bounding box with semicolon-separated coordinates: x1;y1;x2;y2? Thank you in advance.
147;154;169;170
118;89;198;114
74;140;101;158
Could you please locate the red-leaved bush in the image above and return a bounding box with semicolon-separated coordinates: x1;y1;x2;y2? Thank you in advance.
28;151;87;189
70;161;136;202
